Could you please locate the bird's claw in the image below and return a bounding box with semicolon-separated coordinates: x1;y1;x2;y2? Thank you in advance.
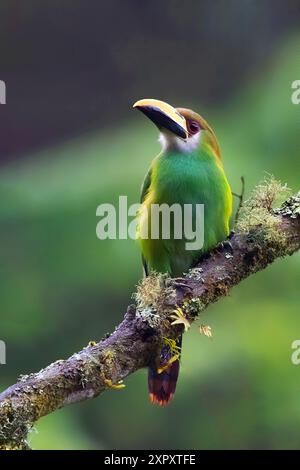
216;239;234;254
170;307;191;332
224;240;234;253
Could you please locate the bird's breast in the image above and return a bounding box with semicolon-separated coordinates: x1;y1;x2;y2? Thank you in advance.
151;152;212;205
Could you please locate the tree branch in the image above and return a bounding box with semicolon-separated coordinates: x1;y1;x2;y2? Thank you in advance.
1;187;300;450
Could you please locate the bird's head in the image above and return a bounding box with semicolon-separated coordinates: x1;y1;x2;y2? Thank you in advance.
133;98;221;159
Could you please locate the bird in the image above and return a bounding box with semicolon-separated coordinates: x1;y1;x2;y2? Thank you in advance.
133;98;232;406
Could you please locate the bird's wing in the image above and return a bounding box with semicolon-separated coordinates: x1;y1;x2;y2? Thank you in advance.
140;166;152;203
140;167;152;277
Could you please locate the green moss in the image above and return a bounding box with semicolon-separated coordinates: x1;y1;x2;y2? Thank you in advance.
236;176;291;251
134;272;173;311
182;298;205;318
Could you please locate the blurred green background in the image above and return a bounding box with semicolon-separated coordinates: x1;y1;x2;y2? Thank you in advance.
0;0;300;450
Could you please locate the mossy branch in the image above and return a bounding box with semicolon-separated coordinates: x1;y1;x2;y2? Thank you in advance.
1;179;300;450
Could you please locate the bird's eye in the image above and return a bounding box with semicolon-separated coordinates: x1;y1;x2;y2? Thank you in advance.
187;120;200;135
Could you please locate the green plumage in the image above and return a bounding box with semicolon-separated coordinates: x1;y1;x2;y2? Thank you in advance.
138;145;232;277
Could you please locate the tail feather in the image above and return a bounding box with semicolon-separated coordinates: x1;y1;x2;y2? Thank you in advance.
148;336;182;406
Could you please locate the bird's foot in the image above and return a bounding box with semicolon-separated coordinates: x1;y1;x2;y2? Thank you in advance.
224;240;234;253
104;378;126;390
157;353;180;374
216;239;234;255
170;307;191;332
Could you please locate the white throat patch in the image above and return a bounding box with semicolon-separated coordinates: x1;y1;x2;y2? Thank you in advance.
159;131;201;154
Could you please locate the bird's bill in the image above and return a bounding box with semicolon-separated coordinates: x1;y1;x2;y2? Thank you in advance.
133;98;188;139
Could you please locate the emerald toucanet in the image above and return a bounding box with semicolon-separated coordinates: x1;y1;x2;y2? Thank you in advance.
134;99;232;405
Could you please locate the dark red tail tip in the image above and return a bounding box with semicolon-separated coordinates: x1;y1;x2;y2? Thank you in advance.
149;392;174;407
